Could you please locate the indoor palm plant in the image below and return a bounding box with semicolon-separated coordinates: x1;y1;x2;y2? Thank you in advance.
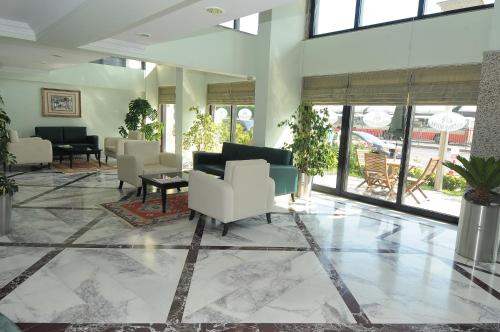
443;155;500;262
118;98;163;141
0;93;18;236
279;103;336;197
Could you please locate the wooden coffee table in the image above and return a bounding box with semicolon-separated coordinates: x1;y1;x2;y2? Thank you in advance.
55;144;101;168
139;172;189;213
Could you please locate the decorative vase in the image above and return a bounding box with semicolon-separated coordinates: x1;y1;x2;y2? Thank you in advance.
297;173;313;198
0;194;12;236
455;194;500;263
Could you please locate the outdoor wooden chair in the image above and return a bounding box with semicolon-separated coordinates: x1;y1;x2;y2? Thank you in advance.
406;157;440;204
364;153;398;197
356;149;371;188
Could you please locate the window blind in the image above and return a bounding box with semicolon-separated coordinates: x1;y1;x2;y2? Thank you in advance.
158;86;176;104
302;64;481;106
207;81;255;104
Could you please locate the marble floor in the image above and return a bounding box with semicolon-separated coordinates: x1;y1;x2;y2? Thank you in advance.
0;168;499;331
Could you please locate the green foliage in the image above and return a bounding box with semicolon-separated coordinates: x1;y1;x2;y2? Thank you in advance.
443;155;500;204
0;93;18;196
118;98;163;141
183;106;220;152
348;143;368;177
220;122;253;145
279;103;336;177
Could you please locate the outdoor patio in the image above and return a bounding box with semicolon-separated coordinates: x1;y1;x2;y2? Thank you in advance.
314;173;462;217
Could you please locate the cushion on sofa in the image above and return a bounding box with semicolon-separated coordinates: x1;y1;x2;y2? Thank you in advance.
196;163;225;177
221;142;292;165
35;127;63;144
63;127;87;143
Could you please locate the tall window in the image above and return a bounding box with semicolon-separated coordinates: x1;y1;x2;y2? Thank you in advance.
209;104;255;151
219;13;259;35
360;0;419;26
311;0;495;36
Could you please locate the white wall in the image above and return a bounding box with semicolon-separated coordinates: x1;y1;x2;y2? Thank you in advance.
302;9;494;76
254;0;306;148
0;64;144;147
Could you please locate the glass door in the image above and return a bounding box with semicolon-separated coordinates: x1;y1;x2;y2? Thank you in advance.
312;105;344;189
345;105;406;203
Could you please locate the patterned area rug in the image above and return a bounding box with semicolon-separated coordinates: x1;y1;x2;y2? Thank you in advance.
101;192;190;227
53;159;116;174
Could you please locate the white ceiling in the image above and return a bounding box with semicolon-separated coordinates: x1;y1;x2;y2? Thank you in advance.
0;0;295;71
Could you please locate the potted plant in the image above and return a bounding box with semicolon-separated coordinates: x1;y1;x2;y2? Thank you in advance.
443;156;500;262
118;98;163;141
0;93;18;236
279;103;336;197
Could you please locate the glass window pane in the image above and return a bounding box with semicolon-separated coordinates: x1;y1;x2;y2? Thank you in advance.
239;13;259;35
162;104;175;153
315;0;357;34
235;105;254;145
402;105;475;216
219;20;235;29
346;105;406;203
312;105;343;188
424;0;494;15
360;0;419;26
212;105;231;151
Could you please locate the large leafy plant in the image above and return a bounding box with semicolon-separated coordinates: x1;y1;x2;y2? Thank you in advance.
119;98;163;141
0;93;17;196
279;103;336;177
183;106;220;152
443;155;500;205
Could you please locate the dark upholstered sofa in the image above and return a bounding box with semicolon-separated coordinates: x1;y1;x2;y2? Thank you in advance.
34;127;99;151
193;142;298;199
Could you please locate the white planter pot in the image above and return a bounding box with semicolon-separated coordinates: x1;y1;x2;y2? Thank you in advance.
297;173;313;198
455;195;500;263
0;194;12;236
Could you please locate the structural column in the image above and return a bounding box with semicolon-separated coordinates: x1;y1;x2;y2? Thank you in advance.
470;51;500;160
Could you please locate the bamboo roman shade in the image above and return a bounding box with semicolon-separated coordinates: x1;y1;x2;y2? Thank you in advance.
408;64;481;105
207;81;255;104
158;86;176;104
302;64;482;106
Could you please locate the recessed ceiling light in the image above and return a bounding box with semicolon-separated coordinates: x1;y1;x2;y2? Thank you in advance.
206;7;224;15
137;33;151;38
51;54;63;58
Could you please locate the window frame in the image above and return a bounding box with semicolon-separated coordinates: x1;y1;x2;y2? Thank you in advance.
309;0;494;38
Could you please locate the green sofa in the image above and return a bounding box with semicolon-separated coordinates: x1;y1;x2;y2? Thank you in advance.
193;142;298;199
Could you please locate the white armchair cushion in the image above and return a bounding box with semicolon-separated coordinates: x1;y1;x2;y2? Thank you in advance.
104;137;126;158
7;131;52;165
125;141;160;165
117;140;178;188
188;171;234;222
188;159;275;234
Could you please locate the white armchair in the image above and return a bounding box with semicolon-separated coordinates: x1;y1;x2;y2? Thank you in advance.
117;140;177;195
104;130;144;163
188;159;275;236
7;130;52;169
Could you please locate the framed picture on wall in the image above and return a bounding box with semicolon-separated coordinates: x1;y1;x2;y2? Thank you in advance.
41;88;81;117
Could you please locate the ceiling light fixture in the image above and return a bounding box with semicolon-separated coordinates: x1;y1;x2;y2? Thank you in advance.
137;33;151;38
51;54;63;58
206;7;224;15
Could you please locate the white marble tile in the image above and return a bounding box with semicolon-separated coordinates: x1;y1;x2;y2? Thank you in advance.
25;186;128;208
300;213;397;250
325;252;500;323
67;173;134;189
0;208;103;243
12;186;54;205
75;214;196;246
10;172;83;187
182;250;355;324
201;214;309;248
0;247;52;288
0;248;188;323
